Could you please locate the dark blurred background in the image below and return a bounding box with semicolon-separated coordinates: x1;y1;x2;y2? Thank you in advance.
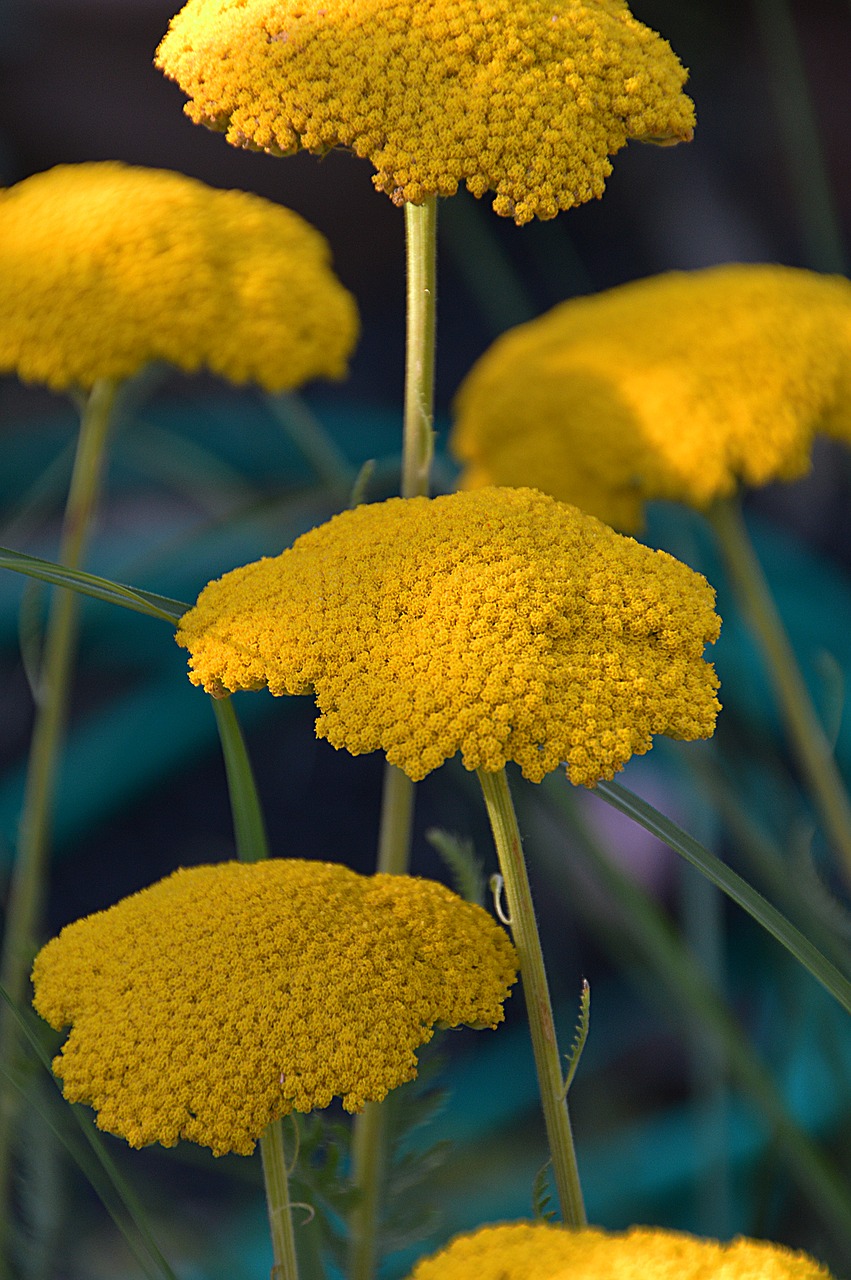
1;2;851;1278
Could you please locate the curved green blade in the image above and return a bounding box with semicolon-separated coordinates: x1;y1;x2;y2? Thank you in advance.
0;545;188;623
593;779;851;1018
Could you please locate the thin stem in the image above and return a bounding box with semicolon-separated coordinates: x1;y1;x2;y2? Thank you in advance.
707;497;851;892
260;1121;301;1280
347;1101;386;1280
376;762;415;876
0;378;120;1255
349;198;439;1280
401;197;437;500
476;767;586;1226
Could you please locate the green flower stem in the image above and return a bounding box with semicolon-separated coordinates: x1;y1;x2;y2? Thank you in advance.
260;1120;301;1280
0;378;120;1252
349;198;438;1280
347;1100;386;1280
401;196;437;501
477;767;586;1227
376;761;416;876
707;497;851;892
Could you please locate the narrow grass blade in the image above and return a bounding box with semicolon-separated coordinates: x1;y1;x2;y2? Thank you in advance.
0;546;188;623
211;696;270;863
593;780;851;1017
0;985;179;1280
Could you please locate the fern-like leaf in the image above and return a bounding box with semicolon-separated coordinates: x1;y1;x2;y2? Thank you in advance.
562;979;591;1097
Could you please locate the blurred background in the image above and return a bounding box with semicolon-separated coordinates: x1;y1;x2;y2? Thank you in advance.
1;1;851;1277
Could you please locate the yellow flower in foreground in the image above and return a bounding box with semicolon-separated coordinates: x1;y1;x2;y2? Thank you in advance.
452;264;851;530
0;162;358;391
403;1222;834;1280
177;487;720;787
32;860;516;1156
155;0;694;224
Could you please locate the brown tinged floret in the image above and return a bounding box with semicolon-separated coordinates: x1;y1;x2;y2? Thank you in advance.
402;1221;835;1280
176;486;721;787
0;161;358;391
32;860;517;1157
155;0;695;224
452;264;851;530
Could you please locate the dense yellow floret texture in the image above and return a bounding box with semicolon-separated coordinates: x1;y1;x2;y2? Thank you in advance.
32;859;517;1156
155;0;695;224
176;487;721;787
403;1222;835;1280
452;264;851;530
0;161;358;391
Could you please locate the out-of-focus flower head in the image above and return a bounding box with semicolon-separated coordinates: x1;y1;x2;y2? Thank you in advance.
0;161;358;391
32;859;517;1156
452;264;851;530
176;486;720;787
402;1222;834;1280
155;0;695;225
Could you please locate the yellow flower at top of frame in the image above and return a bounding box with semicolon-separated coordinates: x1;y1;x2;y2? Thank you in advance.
176;486;721;788
155;0;695;225
0;162;358;392
32;859;517;1157
402;1222;835;1280
452;263;851;531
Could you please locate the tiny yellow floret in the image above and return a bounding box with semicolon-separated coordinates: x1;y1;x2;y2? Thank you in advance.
0;162;358;391
452;264;851;529
403;1222;835;1280
155;0;695;224
32;860;517;1156
177;487;721;787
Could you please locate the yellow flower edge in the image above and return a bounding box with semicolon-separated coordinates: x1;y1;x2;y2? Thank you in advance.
0;161;358;391
32;859;517;1157
402;1222;835;1280
155;0;695;224
177;486;721;787
452;263;851;530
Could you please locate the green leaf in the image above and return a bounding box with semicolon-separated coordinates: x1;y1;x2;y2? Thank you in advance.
0;546;188;623
592;779;851;1018
425;829;486;906
0;984;179;1280
531;1160;557;1223
561;979;590;1097
212;696;270;863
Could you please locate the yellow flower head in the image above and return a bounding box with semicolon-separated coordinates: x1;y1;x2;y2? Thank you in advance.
0;161;358;391
452;264;851;530
32;859;517;1156
403;1222;834;1280
176;486;720;787
155;0;695;224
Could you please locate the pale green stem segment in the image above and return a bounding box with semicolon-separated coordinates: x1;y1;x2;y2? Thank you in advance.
261;1120;301;1280
349;198;439;1280
707;497;851;892
401;196;437;501
0;379;120;1250
477;767;586;1226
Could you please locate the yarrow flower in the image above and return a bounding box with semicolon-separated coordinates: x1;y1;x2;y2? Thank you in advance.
402;1222;835;1280
155;0;695;224
176;486;720;787
0;161;358;391
452;264;851;530
32;859;517;1156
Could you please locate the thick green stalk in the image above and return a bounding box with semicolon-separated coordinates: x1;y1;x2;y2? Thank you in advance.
707;498;851;892
261;1121;301;1280
349;197;438;1280
477;768;586;1226
0;379;119;1257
